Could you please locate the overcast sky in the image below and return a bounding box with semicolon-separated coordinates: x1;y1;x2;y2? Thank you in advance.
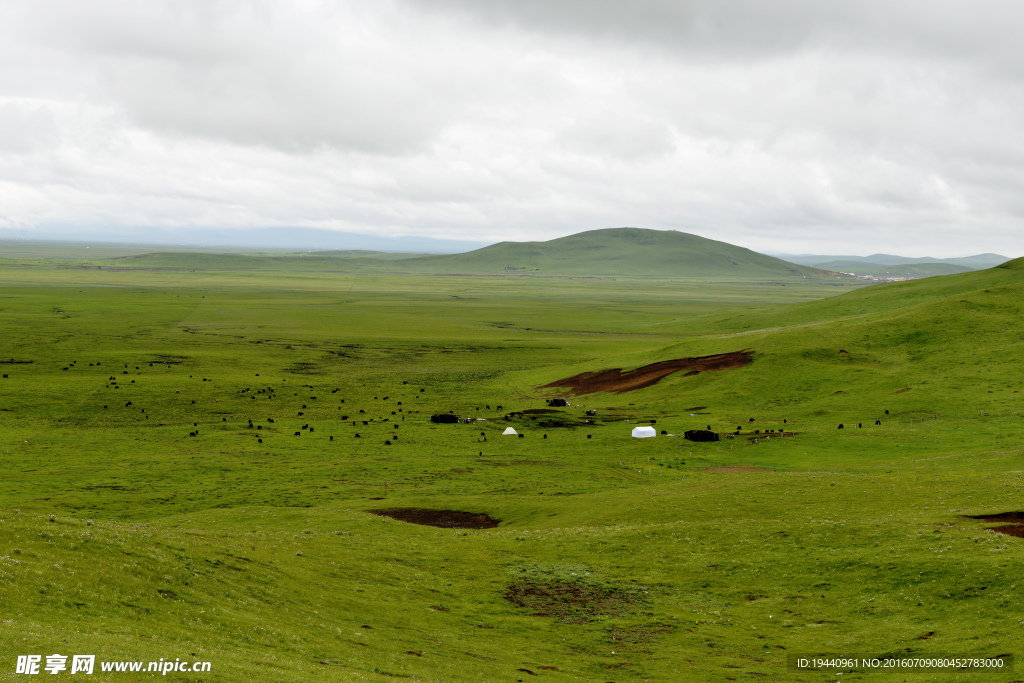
1;0;1023;256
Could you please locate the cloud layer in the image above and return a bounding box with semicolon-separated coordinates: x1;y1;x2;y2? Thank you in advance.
1;0;1023;255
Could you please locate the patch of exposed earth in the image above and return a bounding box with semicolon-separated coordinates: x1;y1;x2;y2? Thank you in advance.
541;350;753;395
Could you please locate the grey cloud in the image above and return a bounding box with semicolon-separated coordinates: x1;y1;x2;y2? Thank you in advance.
405;0;1024;67
558;113;675;160
1;0;1024;256
104;57;445;154
404;0;853;57
0;101;60;154
27;0;498;154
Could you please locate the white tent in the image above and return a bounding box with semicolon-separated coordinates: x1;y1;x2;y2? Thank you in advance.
631;426;656;438
502;427;518;435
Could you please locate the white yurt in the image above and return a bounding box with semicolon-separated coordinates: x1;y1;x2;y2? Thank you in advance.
631;426;656;438
502;427;518;435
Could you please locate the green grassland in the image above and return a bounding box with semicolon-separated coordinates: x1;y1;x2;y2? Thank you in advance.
0;248;1022;682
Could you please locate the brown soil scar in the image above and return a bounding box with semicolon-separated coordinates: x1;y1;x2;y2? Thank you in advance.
541;350;753;395
963;511;1024;538
368;508;500;529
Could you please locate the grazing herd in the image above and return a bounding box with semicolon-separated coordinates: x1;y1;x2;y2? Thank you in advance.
5;358;899;452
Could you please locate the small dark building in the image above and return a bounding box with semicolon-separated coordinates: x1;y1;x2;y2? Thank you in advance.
684;429;719;443
431;413;459;424
547;398;570;407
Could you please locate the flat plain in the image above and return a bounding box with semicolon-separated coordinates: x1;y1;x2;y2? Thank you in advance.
1;245;1022;682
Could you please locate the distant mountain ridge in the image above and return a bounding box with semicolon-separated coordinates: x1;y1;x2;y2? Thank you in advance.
393;228;820;277
0;227;487;254
811;261;973;277
5;227;1008;280
778;252;1011;270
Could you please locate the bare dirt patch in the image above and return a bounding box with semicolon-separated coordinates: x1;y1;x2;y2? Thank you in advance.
966;511;1024;521
964;511;1024;538
503;579;644;623
989;526;1024;538
541;350;753;395
368;508;499;529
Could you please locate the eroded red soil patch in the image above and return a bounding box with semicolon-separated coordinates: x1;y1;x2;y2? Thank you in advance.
368;508;499;529
541;350;753;395
966;511;1024;522
964;511;1024;538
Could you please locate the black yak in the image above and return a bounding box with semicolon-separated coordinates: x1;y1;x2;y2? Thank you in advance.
684;430;719;443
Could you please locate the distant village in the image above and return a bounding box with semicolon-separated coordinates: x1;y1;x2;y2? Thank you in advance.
837;271;915;282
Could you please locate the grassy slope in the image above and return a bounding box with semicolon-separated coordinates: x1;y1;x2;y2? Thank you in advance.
0;257;1022;681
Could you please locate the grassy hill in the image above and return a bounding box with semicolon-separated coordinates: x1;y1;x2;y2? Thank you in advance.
392;227;822;277
511;256;1024;426
7;229;835;279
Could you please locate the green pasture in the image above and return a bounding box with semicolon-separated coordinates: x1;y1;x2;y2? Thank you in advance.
0;250;1022;681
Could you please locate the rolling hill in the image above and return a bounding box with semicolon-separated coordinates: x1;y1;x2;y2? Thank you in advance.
529;254;1024;424
391;227;823;277
73;228;835;278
